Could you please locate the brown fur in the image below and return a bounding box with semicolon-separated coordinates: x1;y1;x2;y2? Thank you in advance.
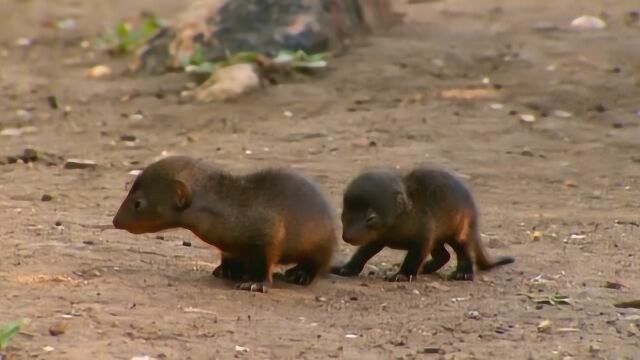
113;156;338;293
332;165;514;282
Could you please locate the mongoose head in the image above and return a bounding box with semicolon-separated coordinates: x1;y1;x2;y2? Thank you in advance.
112;156;196;234
341;169;411;245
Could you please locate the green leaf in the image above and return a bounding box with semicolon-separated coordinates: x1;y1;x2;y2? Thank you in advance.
0;321;22;350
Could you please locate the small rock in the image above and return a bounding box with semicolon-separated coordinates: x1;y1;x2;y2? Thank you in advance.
16;109;33;121
129;170;142;176
417;348;444;355
182;240;192;247
521;149;534;157
86;65;112;79
131;357;157;360
82;240;95;246
537;319;552;333
49;321;67;336
570;15;607;30
466;311;481;320
344;334;359;339
128;112;145;121
531;231;543;242
519;114;536;123
564;180;578;188
283;111;293;118
412;289;421;295
42;346;55;352
592;104;607;113
489;103;504;110
120;135;137;142
64;159;97;170
41;194;53;202
315;296;327;302
1;126;38;136
234;345;250;353
553;110;573;118
47;95;59;109
588;344;601;354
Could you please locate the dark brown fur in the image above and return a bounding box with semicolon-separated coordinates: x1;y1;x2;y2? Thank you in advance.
113;156;338;293
331;166;514;282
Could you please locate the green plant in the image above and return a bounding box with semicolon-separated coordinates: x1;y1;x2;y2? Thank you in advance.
0;320;22;350
97;13;163;54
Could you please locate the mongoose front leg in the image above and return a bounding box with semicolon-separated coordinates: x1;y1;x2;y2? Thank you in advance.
331;241;385;277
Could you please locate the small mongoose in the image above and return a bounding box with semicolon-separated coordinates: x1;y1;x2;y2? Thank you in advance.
331;166;514;282
113;156;338;293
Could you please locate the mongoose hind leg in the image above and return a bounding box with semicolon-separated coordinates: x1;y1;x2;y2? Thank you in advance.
283;264;316;286
212;256;245;281
421;242;451;274
386;239;432;282
446;238;474;281
331;241;385;277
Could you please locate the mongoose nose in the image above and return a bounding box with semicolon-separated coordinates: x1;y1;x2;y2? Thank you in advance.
112;216;122;229
342;232;353;244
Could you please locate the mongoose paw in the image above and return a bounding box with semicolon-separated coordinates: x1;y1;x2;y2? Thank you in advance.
330;265;361;277
284;267;314;286
236;281;268;293
448;270;474;281
385;273;414;282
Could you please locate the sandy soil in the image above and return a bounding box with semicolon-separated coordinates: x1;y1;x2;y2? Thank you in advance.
1;0;639;359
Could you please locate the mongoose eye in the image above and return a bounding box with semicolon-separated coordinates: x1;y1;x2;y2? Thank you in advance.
133;199;144;210
365;214;378;225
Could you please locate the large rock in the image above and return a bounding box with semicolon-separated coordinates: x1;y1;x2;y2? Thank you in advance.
132;0;403;73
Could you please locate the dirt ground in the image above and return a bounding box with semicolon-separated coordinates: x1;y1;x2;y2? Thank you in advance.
1;0;639;359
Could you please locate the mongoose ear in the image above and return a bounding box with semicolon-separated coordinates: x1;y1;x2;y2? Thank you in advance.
173;180;192;210
395;191;411;213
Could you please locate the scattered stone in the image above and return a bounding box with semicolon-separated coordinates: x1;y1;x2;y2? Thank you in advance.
41;194;53;202
42;346;55;352
1;126;38;136
16;109;33;121
49;321;67;336
570;15;607;30
86;65;112;79
120;135;137;142
521;149;534;157
466;311;481;320
196;63;261;102
531;231;543;242
128;111;145;121
234;345;250;353
537;320;552;333
592;104;607;113
489;103;504;110
47;95;59;110
182;240;192;247
564;180;578;188
553;110;573;118
315;296;327;302
344;334;359;338
64;159;97;170
82;240;95;246
417;348;444;355
519;114;536;123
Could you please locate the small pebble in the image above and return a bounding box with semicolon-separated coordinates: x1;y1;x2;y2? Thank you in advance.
41;194;53;202
49;321;67;336
182;240;192;247
64;159;97;170
570;15;607;30
519;114;536;123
